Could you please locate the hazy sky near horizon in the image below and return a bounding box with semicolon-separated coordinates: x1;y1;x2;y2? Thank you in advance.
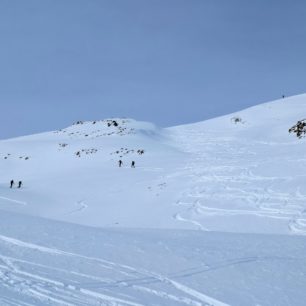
0;0;306;138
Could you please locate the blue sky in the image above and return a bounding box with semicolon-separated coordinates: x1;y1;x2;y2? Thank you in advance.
0;0;305;138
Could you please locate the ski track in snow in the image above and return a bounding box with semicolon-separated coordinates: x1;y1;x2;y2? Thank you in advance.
0;196;27;206
171;130;306;235
0;234;229;306
65;200;88;215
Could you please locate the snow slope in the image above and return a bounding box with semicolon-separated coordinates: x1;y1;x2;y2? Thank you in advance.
0;118;187;229
1;94;306;305
168;94;306;235
1;95;306;234
0;210;305;306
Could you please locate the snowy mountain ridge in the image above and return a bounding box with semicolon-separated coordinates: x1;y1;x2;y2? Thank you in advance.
1;94;306;234
0;94;306;305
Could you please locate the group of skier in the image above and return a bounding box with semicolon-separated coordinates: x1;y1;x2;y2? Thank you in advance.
10;180;22;189
118;160;135;168
9;160;134;189
9;161;134;189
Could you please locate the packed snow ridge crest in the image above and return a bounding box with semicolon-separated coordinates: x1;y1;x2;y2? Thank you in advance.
53;118;161;139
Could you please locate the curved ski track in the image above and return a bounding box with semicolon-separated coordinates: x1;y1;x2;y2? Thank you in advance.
0;234;229;306
171;129;306;234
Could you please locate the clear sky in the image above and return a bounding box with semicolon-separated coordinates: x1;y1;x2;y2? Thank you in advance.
0;0;305;139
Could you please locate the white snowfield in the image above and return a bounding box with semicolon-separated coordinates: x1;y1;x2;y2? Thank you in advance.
1;94;306;305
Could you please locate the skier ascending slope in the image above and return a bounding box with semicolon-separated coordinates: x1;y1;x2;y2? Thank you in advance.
118;160;123;167
10;180;14;188
18;181;22;188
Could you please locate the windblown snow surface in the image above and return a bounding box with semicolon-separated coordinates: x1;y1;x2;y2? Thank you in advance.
0;94;306;305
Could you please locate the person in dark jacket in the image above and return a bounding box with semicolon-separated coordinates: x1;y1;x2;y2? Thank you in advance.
18;181;22;188
118;160;123;167
10;180;14;188
131;161;135;168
